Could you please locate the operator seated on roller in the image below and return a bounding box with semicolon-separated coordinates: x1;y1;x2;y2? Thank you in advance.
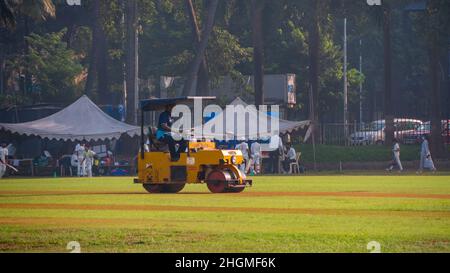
156;104;187;161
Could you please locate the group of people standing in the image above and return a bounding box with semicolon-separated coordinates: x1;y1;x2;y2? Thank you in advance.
387;135;437;173
235;139;261;175
73;142;96;177
234;134;299;175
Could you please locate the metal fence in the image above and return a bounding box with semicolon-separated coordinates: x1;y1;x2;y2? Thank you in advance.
318;119;450;146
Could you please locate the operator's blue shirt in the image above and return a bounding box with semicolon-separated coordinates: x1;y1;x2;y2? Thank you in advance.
158;111;172;129
157;110;173;139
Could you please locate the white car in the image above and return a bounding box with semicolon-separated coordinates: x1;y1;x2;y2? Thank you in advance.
350;120;384;145
350;119;422;145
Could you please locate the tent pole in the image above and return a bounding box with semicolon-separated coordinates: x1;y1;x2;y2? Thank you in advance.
140;109;144;159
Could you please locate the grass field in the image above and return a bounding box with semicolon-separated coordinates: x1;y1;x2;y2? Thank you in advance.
295;144;422;162
0;173;449;253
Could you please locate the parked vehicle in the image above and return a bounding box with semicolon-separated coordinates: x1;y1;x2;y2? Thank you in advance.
349;120;384;145
403;120;450;145
349;119;423;145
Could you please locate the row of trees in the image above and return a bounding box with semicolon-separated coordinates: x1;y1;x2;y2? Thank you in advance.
0;0;449;156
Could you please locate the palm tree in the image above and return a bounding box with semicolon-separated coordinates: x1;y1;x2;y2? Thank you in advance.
84;0;109;103
0;0;55;30
426;0;447;157
0;0;55;98
308;0;320;141
84;0;99;96
182;0;219;96
356;0;395;146
0;0;55;27
382;1;394;146
251;0;264;106
185;0;210;96
18;0;55;21
125;0;138;124
0;0;15;28
428;30;443;157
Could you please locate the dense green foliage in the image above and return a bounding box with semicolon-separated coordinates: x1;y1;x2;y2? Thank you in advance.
25;30;83;102
0;0;449;122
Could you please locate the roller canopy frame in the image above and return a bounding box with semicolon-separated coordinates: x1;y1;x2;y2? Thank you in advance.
139;96;215;158
140;96;216;112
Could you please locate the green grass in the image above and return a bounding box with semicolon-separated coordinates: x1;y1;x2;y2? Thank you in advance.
295;144;421;163
0;175;449;253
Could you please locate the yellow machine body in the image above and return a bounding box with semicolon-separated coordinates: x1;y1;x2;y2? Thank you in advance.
135;141;252;193
135;96;252;193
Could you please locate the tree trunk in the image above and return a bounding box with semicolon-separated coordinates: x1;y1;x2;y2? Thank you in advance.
64;21;76;49
84;1;109;103
251;0;264;106
120;0;127;108
96;26;109;104
185;0;210;96
182;0;218;96
428;27;443;158
308;0;320;143
0;49;4;95
125;0;139;124
84;50;97;96
23;16;33;99
0;0;16;28
383;3;394;146
84;0;100;96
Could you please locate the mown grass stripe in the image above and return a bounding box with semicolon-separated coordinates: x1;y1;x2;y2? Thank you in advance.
0;203;449;217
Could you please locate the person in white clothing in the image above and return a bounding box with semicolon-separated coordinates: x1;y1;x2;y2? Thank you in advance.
387;138;403;172
235;139;249;173
81;144;96;177
6;143;16;159
71;153;78;168
418;135;436;173
283;144;297;173
0;142;9;179
75;143;86;176
250;141;262;174
269;134;284;173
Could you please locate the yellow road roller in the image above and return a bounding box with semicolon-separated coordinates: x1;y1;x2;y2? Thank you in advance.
134;96;252;193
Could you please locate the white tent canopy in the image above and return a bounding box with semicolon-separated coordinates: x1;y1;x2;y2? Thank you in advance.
0;95;140;141
197;97;310;140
